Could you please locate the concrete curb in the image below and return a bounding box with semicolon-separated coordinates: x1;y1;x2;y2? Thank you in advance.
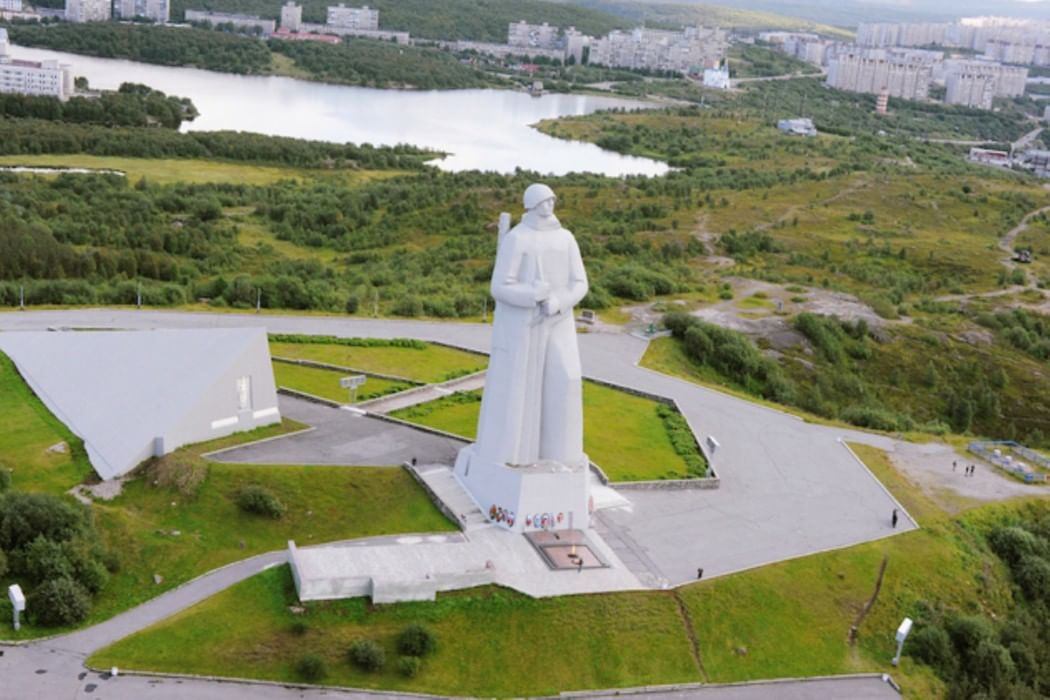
368;410;471;444
271;355;419;385
839;440;918;529
559;672;900;698
276;386;342;408
403;462;465;529
356;369;485;412
200;426;317;460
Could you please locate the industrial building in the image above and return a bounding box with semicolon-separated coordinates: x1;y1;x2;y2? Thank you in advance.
0;328;282;480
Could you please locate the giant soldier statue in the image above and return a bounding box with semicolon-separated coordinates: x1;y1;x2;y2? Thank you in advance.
455;184;592;532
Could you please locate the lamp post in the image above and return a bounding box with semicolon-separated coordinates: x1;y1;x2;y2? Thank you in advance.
892;617;913;667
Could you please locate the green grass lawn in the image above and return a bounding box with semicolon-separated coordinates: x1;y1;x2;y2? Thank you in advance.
390;382;704;481
0;352;94;495
272;362;413;403
269;340;486;384
90;444;1046;699
90;569;699;696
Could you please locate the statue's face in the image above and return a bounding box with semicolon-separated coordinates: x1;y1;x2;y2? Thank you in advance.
534;197;556;217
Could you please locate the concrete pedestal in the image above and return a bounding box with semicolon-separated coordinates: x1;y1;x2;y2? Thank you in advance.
454;444;590;533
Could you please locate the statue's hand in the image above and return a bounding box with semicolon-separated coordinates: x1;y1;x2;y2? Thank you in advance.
532;281;551;302
542;294;561;316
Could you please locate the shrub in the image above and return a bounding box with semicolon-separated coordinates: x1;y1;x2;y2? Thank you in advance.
21;535;74;584
295;653;327;682
1013;554;1050;603
0;548;7;578
397;655;422;678
30;577;91;626
349;639;385;671
142;453;208;497
988;526;1044;568
345;294;359;314
0;492;87;552
235;485;286;519
290;620;309;635
946;615;996;664
0;466;11;492
909;624;955;677
397;623;436;657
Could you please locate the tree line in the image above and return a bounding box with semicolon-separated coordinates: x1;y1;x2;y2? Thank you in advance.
0;83;197;129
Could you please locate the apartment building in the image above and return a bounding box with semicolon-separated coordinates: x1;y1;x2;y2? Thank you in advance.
826;49;933;101
65;0;110;23
589;26;726;74
279;1;301;32
507;21;560;50
114;0;169;23
325;3;377;30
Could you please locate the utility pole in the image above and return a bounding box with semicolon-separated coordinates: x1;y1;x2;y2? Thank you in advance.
373;289;379;317
256;288;261;314
19;285;24;311
136;282;142;309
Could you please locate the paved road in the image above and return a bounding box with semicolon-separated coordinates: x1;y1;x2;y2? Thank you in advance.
213;395;464;465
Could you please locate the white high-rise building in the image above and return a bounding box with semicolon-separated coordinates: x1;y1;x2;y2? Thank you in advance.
826;50;932;101
325;4;377;30
507;20;560;50
114;0;169;22
589;26;726;74
280;1;302;31
944;60;1027;108
65;0;110;22
0;0;23;11
0;30;75;101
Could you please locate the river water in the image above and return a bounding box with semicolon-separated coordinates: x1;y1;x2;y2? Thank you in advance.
11;44;669;176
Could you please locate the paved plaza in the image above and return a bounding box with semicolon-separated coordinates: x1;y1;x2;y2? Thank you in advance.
211;395;464;466
0;309;931;699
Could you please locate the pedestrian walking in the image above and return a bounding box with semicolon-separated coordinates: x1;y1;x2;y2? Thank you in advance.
953;460;957;472
891;508;899;528
697;567;704;580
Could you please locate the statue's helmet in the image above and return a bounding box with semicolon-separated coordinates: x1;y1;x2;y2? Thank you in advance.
523;183;556;211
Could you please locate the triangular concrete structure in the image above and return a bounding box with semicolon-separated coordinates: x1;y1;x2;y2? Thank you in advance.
0;328;281;480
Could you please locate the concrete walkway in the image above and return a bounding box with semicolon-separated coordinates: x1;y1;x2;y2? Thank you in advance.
212;395;464;466
359;371;486;414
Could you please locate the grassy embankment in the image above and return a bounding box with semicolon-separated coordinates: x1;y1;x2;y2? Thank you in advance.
0;351;455;640
391;382;705;481
91;443;1048;698
267;338;486;403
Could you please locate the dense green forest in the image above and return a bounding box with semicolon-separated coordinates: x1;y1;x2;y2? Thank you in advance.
0;119;431;168
6;23;273;74
268;39;495;89
168;0;625;41
0;83;197;129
